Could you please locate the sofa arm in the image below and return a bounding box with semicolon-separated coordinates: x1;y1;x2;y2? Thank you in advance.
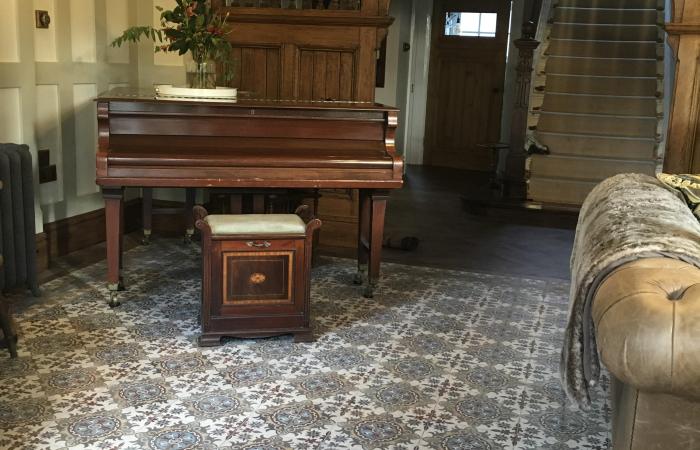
593;258;700;399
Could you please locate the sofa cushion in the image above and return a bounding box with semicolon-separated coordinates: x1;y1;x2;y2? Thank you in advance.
593;258;700;399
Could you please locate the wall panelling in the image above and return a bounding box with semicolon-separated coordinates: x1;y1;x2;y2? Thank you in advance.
70;0;98;63
36;84;63;205
0;0;20;63
73;83;99;197
33;0;58;62
106;0;130;64
0;88;23;143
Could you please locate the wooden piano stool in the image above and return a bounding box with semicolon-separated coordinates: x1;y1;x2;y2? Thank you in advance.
194;206;321;346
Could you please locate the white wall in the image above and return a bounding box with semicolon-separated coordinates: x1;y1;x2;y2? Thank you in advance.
403;0;433;165
375;0;413;156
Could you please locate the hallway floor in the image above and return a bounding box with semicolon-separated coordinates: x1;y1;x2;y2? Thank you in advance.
382;166;577;280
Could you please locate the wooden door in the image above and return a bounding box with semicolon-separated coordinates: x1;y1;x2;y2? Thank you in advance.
424;0;511;170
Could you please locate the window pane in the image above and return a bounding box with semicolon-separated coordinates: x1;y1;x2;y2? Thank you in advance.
459;13;481;34
445;12;498;38
479;13;498;37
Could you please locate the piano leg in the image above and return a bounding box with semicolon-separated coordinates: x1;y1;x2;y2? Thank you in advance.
103;187;124;307
366;190;389;298
119;197;125;291
356;189;390;298
354;190;370;286
142;187;153;245
184;188;196;243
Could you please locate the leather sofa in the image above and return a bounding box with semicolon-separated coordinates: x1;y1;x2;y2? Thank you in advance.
592;257;700;449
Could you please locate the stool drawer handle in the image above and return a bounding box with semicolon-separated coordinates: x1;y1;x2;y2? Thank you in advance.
247;241;271;248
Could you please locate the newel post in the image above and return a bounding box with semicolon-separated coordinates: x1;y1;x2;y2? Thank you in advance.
504;21;540;195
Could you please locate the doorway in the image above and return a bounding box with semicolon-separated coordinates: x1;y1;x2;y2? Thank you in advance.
423;0;512;170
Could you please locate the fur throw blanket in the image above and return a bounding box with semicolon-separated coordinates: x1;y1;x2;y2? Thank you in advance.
561;173;700;407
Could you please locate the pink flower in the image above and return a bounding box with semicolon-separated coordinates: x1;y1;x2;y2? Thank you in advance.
186;2;198;17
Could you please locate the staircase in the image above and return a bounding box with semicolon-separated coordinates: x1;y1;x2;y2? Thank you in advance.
527;0;664;206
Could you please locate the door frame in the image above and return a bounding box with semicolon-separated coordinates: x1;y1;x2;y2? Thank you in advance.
403;0;433;165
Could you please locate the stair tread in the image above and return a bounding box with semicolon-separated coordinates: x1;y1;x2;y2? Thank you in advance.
536;130;656;141
539;110;657;119
531;153;657;163
545;56;658;77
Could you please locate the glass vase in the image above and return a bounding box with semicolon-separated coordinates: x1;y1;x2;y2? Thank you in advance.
186;61;216;89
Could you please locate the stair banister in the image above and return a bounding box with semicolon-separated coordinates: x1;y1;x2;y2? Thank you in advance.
502;19;541;196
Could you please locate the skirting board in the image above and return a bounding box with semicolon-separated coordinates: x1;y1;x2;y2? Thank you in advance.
34;199;356;273
35;199;142;272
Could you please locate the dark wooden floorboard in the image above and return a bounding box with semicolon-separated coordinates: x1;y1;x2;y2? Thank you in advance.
381;165;576;280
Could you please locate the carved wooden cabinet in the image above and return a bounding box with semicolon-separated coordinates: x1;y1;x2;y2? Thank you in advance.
214;0;394;249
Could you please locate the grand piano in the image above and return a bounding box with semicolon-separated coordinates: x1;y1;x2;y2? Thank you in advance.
95;88;403;306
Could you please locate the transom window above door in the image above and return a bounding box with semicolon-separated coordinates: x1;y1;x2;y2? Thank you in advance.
445;12;498;38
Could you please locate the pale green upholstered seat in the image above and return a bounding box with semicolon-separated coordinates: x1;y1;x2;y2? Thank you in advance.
204;214;306;236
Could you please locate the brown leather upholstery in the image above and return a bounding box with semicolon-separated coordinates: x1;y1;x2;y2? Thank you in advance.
593;257;700;399
592;257;700;449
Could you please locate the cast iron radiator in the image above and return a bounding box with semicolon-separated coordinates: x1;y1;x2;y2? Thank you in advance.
0;144;40;296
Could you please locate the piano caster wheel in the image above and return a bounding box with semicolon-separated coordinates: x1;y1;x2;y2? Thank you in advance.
142;230;152;246
353;265;367;285
5;334;18;359
117;277;125;291
183;229;194;245
353;272;364;285
108;292;121;308
363;283;376;299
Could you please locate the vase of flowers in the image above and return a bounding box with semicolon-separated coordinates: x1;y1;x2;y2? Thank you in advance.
111;0;232;89
186;60;217;89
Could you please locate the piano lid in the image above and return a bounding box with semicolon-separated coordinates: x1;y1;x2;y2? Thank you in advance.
96;87;399;112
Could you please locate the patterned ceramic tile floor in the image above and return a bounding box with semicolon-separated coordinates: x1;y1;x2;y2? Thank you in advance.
0;240;610;450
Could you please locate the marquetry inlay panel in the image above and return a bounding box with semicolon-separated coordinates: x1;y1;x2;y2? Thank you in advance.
222;251;294;305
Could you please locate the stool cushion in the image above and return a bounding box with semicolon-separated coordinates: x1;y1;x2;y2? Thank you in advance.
205;214;306;236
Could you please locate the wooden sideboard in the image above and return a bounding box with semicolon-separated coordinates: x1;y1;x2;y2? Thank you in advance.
213;0;395;249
